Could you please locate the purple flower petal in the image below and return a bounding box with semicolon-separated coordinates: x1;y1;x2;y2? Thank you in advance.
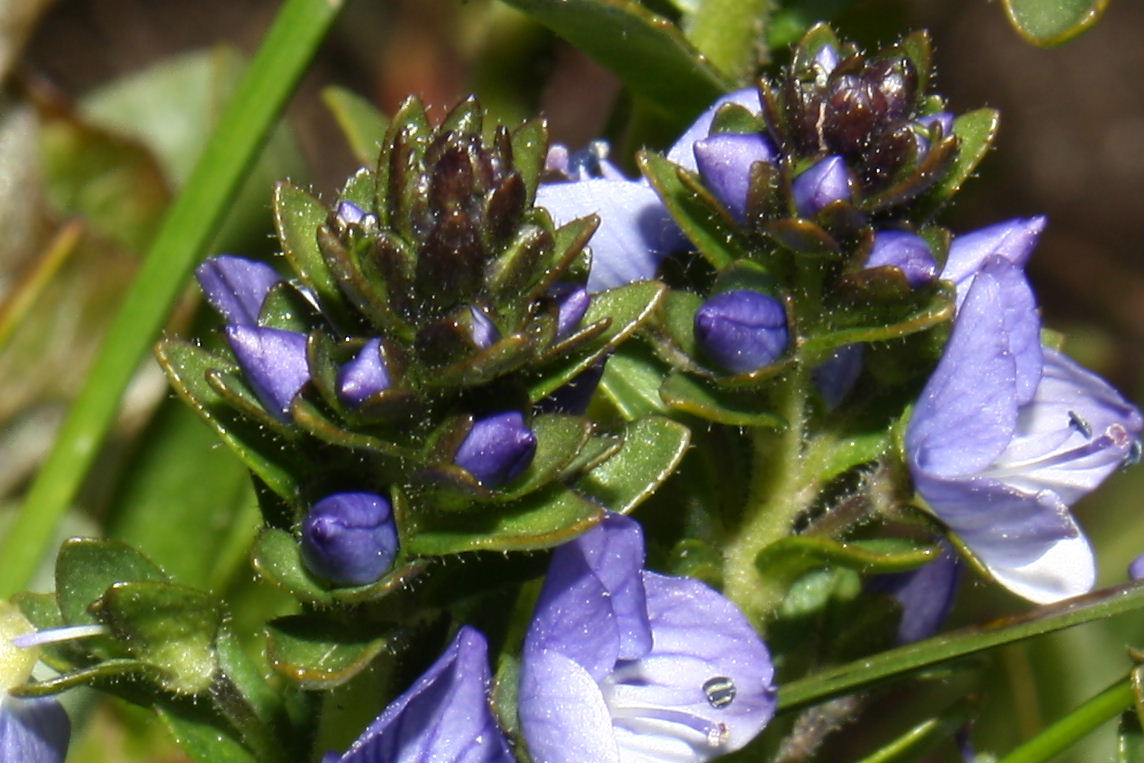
0;696;70;763
300;492;398;586
328;626;514;763
454;412;537;488
813;343;864;408
338;338;391;407
695;290;788;374
536;179;681;292
469;306;499;350
195;255;282;326
864;231;938;288
693;133;775;220
941;217;1046;297
666;88;763;174
1129;554;1144;581
225;325;310;421
793;155;852;218
870;549;961;644
547;283;592;340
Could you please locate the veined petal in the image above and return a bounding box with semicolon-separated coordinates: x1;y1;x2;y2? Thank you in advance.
978;257;1042;404
907;268;1020;476
330;626;513;763
195;255;282;326
535;180;680;292
518;650;620;763
914;473;1094;603
990;348;1143;504
666;88;762;173
941;217;1045;295
0;696;70;763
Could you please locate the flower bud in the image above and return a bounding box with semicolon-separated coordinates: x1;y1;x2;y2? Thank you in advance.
337;338;391;407
693;133;775;220
547;282;591;339
195;255;282;326
695;290;788;374
865;231;937;287
454;412;537;488
793;155;852;217
300;492;399;586
469;306;499;350
225;325;310;421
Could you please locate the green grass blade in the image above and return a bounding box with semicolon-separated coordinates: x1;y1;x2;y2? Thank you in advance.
778;582;1143;711
0;0;344;597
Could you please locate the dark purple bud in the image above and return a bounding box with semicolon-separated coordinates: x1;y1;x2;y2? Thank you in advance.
865;231;937;288
338;338;391;407
225;325;310;421
695;290;788;374
693;133;776;220
470;306;499;350
547;282;591;339
300;492;399;586
195;255;282;326
793;155;852;217
454;411;537;488
1129;554;1144;581
825;74;881;154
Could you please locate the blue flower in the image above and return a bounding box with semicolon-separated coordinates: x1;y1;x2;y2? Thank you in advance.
519;514;776;763
300;492;399;586
454;412;538;488
694;290;788;374
792;155;852;218
0;697;69;763
337;338;391;407
940;217;1046;305
323;626;514;763
906;257;1142;602
225;325;310;421
869;547;961;644
865;231;938;288
195;255;283;326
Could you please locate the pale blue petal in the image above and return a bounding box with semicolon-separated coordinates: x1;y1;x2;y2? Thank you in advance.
518;650;620;763
0;696;69;763
666;88;763;173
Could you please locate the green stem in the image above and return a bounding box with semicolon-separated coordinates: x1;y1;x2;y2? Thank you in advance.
0;0;344;597
722;363;814;620
994;674;1134;763
778;581;1143;712
684;0;773;81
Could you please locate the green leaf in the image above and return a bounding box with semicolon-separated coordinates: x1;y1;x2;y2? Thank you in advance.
598;342;672;421
498;0;731;124
107;399;257;589
322;86;389;165
497;414;594;500
274;181;351;321
638;150;750;269
577;416;691;513
682;0;771;81
660;371;785;427
156;339;301;500
510;118;549;205
778;581;1144;712
756;537;938;587
266;615;396;689
918;108;999;211
55;538;168;625
529;280;666;400
1002;0;1108;46
95;581;222;695
155;700;256;763
406;487;604;556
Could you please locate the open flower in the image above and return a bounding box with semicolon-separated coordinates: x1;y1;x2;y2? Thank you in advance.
519;514;776;763
906;258;1142;603
323;626;514;763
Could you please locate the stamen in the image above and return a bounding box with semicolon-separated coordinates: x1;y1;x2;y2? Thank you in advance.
987;424;1132;478
609;705;730;749
11;624;107;649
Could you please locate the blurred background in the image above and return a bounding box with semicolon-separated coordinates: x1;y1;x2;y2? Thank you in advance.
1;0;1139;760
